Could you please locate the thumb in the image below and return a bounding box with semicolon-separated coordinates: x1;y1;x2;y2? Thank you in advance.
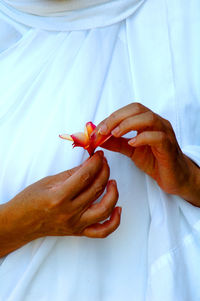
53;152;97;183
54;150;103;183
100;136;134;158
54;165;82;183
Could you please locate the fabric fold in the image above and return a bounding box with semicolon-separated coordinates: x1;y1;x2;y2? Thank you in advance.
0;0;145;31
1;0;200;300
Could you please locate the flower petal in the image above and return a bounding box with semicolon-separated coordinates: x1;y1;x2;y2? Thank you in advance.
86;122;96;136
59;121;111;157
90;129;112;148
71;132;89;147
59;134;73;141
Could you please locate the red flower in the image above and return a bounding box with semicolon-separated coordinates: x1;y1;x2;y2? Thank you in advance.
59;122;111;156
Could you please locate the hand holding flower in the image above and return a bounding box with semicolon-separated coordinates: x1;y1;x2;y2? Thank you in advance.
59;122;111;156
0;152;122;257
95;102;200;206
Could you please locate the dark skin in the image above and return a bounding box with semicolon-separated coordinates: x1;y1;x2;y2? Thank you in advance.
0;151;121;257
1;102;199;258
96;103;200;206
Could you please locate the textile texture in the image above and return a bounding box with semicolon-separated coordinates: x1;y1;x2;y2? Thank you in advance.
0;0;200;300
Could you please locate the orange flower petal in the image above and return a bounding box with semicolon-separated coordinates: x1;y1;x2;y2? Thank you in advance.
84;122;96;140
59;134;73;141
71;132;89;147
90;129;112;148
86;122;96;136
59;121;112;156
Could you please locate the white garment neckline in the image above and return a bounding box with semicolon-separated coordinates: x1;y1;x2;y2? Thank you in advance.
0;0;145;31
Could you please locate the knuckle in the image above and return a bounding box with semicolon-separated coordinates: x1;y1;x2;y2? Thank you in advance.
132;102;142;113
45;193;64;209
159;132;167;141
164;118;172;129
165;119;175;135
46;198;58;210
100;204;112;219
142;131;150;140
42;175;54;186
101;199;117;219
66;169;74;177
148;111;157;123
109;112;117;122
80;172;90;185
94;184;105;197
159;132;171;148
122;118;130;129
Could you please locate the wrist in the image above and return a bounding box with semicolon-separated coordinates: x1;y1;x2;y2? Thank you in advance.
0;200;39;257
177;155;200;206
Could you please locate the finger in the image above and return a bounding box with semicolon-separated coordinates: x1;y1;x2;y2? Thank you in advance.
97;102;148;135
57;151;104;199
53;166;82;183
80;180;119;225
101;136;135;158
111;111;165;138
82;207;122;238
128;131;172;153
71;158;110;210
41;166;83;189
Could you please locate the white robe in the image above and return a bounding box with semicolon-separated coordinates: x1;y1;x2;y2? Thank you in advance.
0;0;200;300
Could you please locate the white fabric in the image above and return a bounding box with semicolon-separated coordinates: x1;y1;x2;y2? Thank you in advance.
0;0;200;300
0;0;145;31
2;0;114;14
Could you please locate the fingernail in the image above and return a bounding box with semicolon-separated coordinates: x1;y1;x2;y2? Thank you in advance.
97;150;104;157
110;179;116;186
111;127;120;136
99;124;107;135
128;137;136;146
118;207;122;215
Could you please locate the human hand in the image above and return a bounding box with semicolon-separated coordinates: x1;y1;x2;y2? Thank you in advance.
95;103;200;204
0;151;121;256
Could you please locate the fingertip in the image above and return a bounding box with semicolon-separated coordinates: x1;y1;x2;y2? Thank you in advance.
99;124;108;135
95;150;104;157
128;137;137;146
111;206;122;219
117;206;122;215
108;206;121;222
109;206;122;230
111;127;120;137
84;150;104;166
107;180;117;192
109;179;117;186
91;150;105;164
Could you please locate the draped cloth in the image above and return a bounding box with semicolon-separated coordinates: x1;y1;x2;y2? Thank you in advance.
0;0;145;30
0;0;200;300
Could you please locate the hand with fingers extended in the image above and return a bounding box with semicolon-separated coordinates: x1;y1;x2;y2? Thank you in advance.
0;151;121;257
94;103;200;206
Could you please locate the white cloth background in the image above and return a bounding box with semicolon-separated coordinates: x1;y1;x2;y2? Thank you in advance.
0;0;200;300
0;0;145;30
